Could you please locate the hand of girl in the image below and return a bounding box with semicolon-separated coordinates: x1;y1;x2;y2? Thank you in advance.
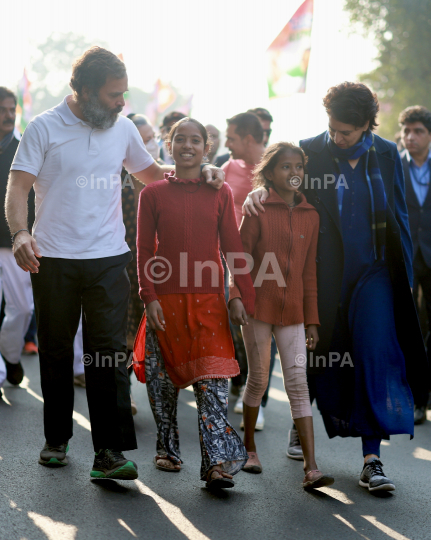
242;187;268;217
146;300;166;331
229;298;248;326
306;325;319;350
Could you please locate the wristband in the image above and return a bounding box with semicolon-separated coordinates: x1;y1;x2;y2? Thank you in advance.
11;229;29;244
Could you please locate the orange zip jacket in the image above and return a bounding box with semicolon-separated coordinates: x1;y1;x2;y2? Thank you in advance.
229;189;320;327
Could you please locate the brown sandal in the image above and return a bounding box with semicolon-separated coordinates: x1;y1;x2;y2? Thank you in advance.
303;469;334;490
206;468;235;489
153;456;181;472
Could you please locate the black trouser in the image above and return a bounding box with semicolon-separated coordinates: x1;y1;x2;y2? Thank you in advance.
31;252;137;452
413;249;431;394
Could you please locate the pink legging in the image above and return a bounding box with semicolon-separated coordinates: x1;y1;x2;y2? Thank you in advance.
242;318;312;419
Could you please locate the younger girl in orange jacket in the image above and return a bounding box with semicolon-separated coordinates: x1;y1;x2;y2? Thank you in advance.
230;142;334;489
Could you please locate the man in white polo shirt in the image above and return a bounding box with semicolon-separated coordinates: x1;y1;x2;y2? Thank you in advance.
6;47;224;479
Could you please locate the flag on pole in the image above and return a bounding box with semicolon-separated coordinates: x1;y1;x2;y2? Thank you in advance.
266;0;314;98
117;53;133;116
16;69;32;132
145;79;177;125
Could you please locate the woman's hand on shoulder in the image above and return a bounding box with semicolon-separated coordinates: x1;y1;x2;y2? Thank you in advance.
306;325;319;350
146;300;166;331
229;298;248;326
243;187;268;217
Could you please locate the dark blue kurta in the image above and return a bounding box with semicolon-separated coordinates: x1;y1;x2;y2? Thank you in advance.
315;157;414;439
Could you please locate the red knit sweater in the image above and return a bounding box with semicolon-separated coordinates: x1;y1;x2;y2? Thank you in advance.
137;173;255;313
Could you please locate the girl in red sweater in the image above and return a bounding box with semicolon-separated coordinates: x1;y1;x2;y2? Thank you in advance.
135;118;255;489
230;142;334;489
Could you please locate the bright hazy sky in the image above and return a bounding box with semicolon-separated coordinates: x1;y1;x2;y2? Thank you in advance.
2;0;377;145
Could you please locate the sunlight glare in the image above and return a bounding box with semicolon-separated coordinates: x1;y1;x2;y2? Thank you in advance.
412;447;431;462
28;512;77;540
118;519;138;537
320;488;354;504
135;479;211;540
21;376;91;431
362;516;411;540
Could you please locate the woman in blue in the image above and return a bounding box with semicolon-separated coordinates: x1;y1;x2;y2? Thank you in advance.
244;82;429;493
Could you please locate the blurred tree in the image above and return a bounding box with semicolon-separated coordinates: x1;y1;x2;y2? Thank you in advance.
344;0;431;140
28;32;190;128
29;32;108;116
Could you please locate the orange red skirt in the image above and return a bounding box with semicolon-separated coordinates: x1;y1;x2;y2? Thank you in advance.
134;293;239;388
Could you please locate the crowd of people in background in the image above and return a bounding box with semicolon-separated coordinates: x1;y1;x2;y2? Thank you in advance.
1;46;430;494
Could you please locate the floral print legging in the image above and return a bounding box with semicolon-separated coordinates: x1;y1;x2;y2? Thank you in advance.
145;327;248;481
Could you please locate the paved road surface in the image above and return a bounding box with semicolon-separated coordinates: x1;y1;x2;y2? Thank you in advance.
1;353;430;540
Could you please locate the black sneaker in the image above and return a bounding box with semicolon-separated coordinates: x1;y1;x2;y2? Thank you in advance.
359;458;395;492
5;359;24;385
39;441;69;467
90;449;138;480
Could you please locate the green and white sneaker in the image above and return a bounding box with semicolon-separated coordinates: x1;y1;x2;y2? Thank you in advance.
39;441;69;467
90;449;138;480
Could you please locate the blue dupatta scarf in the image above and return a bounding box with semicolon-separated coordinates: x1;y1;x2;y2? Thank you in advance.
326;130;387;260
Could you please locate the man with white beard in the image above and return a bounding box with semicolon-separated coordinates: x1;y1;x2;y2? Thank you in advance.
6;46;224;480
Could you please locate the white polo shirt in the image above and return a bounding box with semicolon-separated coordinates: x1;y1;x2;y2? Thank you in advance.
11;96;154;259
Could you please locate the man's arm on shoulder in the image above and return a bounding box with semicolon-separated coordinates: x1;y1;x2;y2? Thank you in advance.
133;162;225;189
6;170;41;273
132;162;172;185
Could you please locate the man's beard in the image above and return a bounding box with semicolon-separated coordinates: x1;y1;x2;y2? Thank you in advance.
77;92;122;129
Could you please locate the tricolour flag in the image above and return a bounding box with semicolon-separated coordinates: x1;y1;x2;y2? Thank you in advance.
267;0;314;98
16;69;32;132
145;79;177;125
